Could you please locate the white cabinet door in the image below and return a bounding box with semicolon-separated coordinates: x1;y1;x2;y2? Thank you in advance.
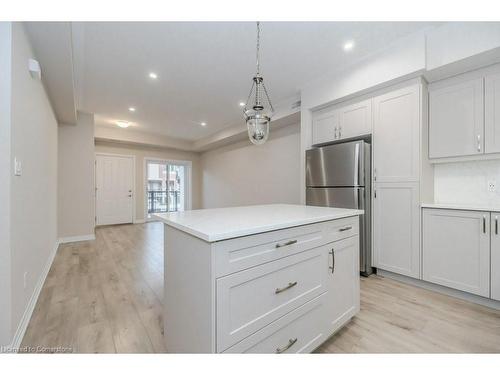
429;78;484;158
373;85;420;182
324;236;360;336
485;72;500;154
338;99;372;140
490;212;500;301
312;109;339;145
373;182;420;278
95;154;134;226
422;209;490;297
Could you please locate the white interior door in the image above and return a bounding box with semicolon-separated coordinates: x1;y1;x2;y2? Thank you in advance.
96;154;134;226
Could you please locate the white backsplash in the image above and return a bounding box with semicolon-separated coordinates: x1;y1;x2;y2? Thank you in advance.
434;160;500;207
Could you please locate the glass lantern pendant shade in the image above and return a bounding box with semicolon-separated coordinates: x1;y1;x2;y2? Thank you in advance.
244;22;274;145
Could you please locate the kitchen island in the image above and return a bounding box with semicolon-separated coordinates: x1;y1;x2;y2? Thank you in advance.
155;204;363;353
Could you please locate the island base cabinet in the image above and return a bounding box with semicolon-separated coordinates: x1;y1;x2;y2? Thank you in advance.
325;236;360;335
163;214;362;353
491;212;500;301
422;209;490;297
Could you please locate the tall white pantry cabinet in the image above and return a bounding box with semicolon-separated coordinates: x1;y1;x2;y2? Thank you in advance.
310;79;432;279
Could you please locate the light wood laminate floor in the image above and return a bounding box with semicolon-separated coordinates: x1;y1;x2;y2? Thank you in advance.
22;222;500;353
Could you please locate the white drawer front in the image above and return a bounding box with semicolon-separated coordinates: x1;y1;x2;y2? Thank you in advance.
216;245;328;352
223;293;327;353
322;216;359;243
215;217;358;277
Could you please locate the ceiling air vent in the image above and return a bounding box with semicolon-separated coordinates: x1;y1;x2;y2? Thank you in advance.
291;100;301;110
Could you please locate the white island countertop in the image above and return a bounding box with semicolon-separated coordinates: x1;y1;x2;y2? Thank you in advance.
154;204;363;242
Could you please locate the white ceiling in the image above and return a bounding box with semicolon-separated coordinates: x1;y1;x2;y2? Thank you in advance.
37;22;442;141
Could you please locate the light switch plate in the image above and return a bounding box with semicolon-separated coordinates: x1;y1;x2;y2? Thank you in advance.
14;157;22;176
488;180;496;192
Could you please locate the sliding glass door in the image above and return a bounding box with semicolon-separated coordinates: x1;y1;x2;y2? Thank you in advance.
146;159;189;220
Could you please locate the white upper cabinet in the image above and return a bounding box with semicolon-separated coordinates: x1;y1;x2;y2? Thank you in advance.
491;212;500;301
429;77;484;158
312;98;372;146
485;72;500;154
312;109;339;145
423;209;490;297
372;182;420;278
338;99;372;140
373;85;420;182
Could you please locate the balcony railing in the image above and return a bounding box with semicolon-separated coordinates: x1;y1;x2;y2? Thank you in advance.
148;190;181;213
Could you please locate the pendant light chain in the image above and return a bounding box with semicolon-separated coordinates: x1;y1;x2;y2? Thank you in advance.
256;21;261;75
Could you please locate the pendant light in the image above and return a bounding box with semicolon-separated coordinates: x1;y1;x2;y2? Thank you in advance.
244;22;274;145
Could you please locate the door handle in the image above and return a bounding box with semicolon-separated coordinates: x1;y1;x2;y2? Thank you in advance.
329;249;335;274
275;282;297;294
275;239;297;248
374;168;377;182
495;216;498;235
477;134;481;152
483;215;486;234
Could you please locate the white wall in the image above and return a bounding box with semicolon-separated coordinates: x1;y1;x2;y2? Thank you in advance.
7;22;58;347
58;112;95;239
94;141;202;220
201;124;301;209
426;22;500;71
434;160;500;207
0;21;13;348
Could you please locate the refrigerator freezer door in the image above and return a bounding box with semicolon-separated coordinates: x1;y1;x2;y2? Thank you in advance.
306;141;366;187
306;187;363;209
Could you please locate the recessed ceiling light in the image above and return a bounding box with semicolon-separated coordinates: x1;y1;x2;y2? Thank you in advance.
116;120;131;128
200;122;207;127
239;102;245;107
149;72;158;79
128;107;136;112
343;41;355;51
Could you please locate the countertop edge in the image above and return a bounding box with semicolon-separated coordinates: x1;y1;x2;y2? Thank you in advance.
421;203;500;212
156;211;363;242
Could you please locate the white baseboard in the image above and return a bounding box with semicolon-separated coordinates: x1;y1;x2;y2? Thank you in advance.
133;219;146;224
377;269;500;310
10;240;60;350
58;234;95;244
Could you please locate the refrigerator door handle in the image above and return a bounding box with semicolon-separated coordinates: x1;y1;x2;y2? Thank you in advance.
354;143;360;186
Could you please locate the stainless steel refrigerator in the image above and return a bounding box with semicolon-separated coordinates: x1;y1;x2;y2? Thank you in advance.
306;140;372;275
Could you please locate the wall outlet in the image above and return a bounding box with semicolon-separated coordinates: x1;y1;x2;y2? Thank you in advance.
488;181;496;192
23;271;28;289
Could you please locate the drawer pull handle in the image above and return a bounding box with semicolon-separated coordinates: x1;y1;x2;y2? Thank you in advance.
275;281;297;294
339;226;352;232
275;239;297;248
329;249;335;274
276;338;298;354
